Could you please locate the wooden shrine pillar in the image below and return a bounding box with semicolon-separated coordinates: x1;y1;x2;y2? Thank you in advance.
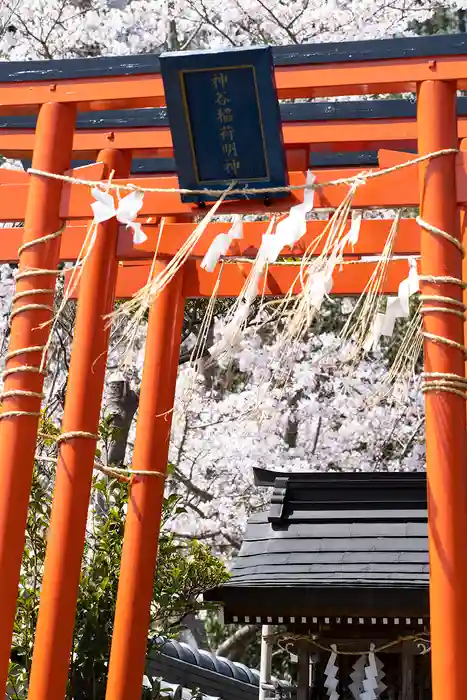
401;642;415;700
417;80;467;700
105;264;185;700
459;140;467;458
27;149;132;700
297;645;310;700
0;102;76;696
259;625;273;700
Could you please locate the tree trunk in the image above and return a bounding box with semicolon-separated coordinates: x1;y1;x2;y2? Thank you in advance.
216;625;258;660
106;378;139;466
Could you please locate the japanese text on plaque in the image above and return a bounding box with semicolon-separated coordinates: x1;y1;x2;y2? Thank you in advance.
212;72;241;178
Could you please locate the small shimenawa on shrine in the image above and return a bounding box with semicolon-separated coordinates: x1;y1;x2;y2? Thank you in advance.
205;470;430;699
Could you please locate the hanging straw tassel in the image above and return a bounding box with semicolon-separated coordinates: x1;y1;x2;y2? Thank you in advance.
107;185;235;369
109;184;234;328
208;218;277;363
340;212;401;363
149;184;235;303
39;217;100;372
274;181;364;349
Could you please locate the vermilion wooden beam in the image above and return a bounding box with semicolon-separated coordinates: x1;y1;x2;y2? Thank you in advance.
0;218;422;262
0;169;401;221
0;162;105;223
1;152;466;222
4;56;467;113
66;258;412;299
3;118;467;160
118;217;421;260
0;118;459;159
380;148;467;205
59;166;420;218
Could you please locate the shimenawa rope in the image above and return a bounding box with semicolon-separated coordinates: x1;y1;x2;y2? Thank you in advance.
27;147;456;197
416;213;467;400
0;227;64;420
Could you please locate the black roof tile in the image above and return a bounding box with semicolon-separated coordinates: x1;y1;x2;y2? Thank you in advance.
205;471;429;619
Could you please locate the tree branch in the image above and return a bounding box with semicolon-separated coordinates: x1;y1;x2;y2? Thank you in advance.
216;625;258;660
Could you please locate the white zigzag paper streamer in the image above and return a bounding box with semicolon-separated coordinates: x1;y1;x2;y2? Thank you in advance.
359;646;386;700
324;647;339;700
258;170;315;264
91;188;147;245
374;655;387;697
201;214;243;272
349;655;366;699
365;256;419;352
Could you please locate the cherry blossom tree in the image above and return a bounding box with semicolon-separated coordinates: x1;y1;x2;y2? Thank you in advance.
164;318;425;551
0;0;462;61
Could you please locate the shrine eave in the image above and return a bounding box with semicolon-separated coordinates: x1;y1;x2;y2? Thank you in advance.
204;584;429;624
204;471;428;624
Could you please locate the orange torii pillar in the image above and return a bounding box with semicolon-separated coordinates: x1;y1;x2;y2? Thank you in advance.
105;264;185;700
418;80;467;699
0;102;76;695
27;150;132;700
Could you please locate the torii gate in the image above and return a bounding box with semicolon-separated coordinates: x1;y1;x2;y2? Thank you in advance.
0;32;466;700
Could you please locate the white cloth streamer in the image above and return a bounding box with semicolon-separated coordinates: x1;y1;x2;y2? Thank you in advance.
365;257;419;351
91;188;147;244
201;215;243;272
258;171;316;264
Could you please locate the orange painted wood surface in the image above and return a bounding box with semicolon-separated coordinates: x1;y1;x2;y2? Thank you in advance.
0;162;105;223
0;153;466;222
2;56;467;112
57;167;419;220
0;101;77;698
0;218;421;262
417;78;467;700
0;118;463;160
66;258;412;299
379;148;467;205
1;119;466;160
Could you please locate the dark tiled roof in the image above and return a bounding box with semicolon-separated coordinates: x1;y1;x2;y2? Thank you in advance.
205;471;429;620
143;677;221;699
146;638;260;700
228;510;428;588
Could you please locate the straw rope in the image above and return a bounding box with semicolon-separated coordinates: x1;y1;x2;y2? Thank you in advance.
48;430;165;481
1;148;461;419
17;226;63;256
56;430;98;445
2;365;46;380
15;269;60;281
1;389;44;399
218;254;419;266
267;632;430;657
34;451;132;484
416;216;464;255
5;346;45;361
27;147;457;197
9;303;54;321
0;228;64;420
417;216;467;400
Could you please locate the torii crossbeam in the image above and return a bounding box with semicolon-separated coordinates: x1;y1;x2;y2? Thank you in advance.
0;33;465;700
